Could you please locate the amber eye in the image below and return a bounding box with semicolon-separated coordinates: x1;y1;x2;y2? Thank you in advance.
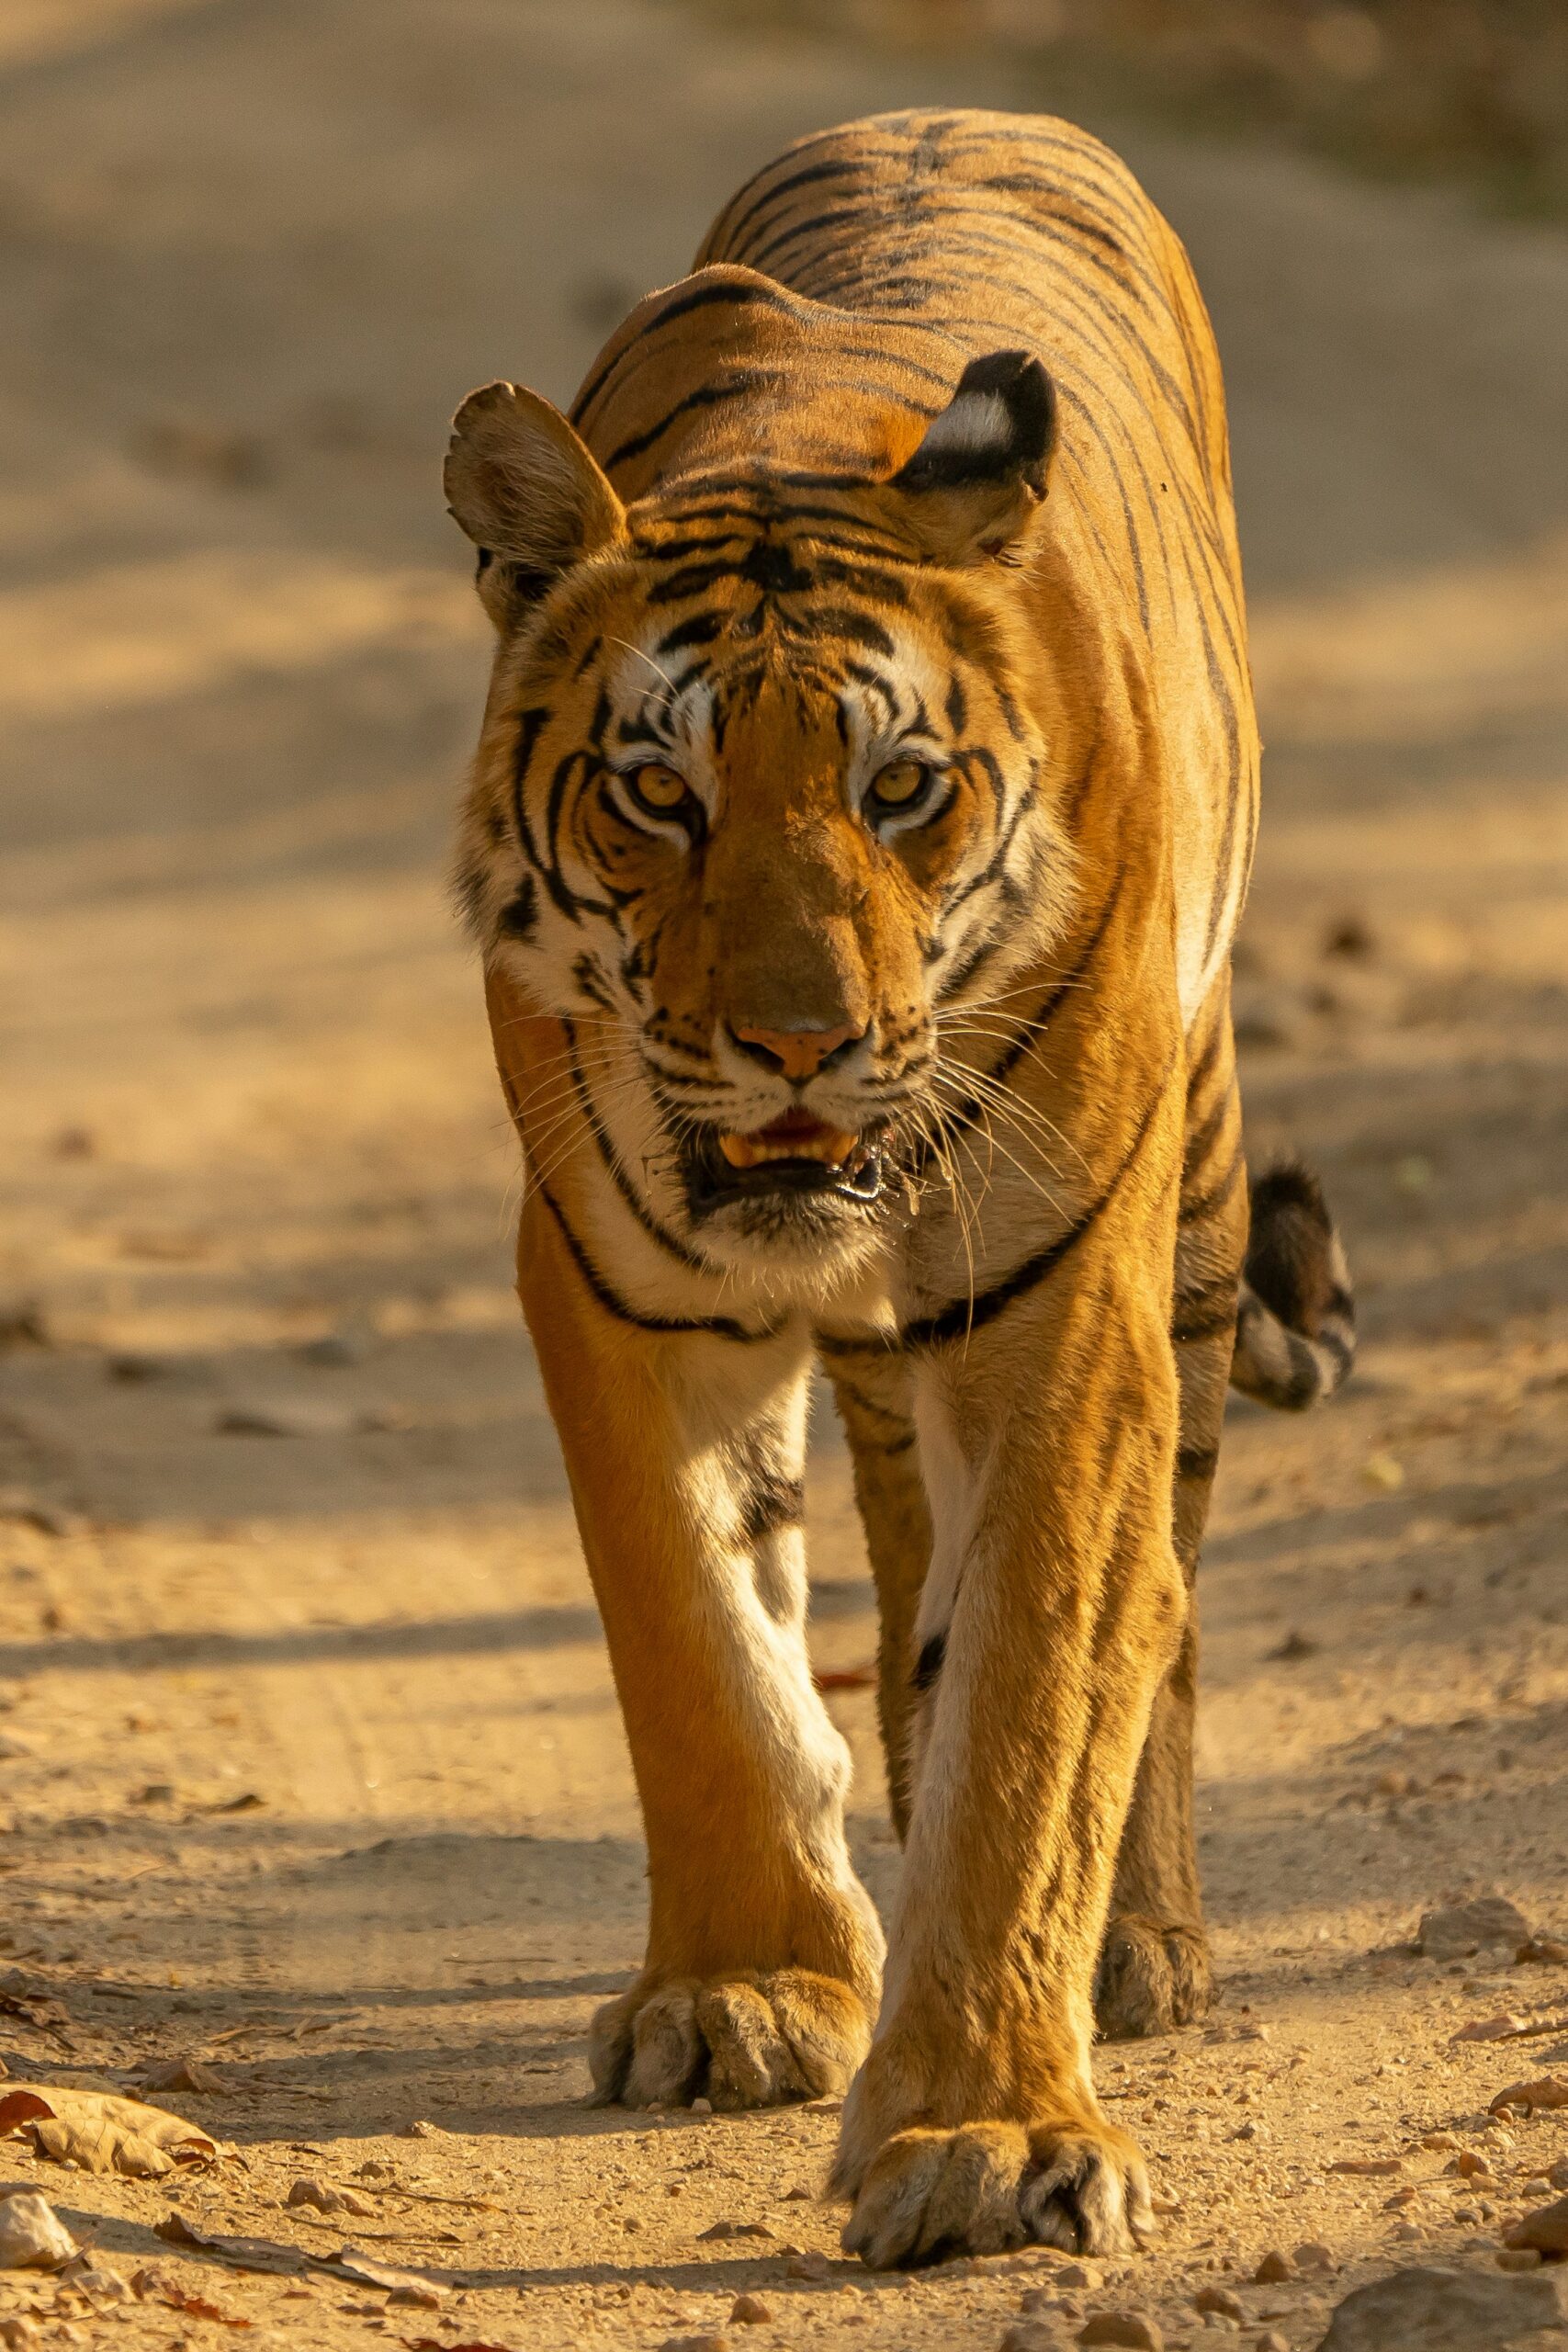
868;758;931;812
627;763;691;816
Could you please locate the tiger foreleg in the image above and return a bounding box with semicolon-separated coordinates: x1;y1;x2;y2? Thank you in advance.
516;1190;884;2109
833;1159;1185;2264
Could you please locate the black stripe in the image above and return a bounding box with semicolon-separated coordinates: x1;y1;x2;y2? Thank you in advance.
740;1470;807;1543
905;1061;1171;1348
913;1632;946;1691
535;1182;782;1343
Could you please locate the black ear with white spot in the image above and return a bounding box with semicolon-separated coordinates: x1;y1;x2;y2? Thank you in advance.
890;350;1056;565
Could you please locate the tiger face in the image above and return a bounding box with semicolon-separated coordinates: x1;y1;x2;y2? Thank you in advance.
448;356;1078;1271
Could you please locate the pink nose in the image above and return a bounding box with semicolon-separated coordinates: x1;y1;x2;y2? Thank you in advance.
731;1022;864;1080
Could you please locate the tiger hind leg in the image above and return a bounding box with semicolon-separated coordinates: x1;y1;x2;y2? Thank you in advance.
1096;998;1245;2040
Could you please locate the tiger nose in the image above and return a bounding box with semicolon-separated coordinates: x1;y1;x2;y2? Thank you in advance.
730;1021;865;1080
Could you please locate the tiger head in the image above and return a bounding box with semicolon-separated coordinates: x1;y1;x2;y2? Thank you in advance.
447;350;1080;1272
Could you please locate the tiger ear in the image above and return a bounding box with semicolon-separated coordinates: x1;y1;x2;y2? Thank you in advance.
445;380;626;628
889;350;1055;566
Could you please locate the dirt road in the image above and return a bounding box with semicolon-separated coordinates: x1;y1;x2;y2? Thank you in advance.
3;3;1568;2345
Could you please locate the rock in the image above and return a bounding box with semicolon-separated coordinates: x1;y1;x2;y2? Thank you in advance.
1294;2243;1336;2272
135;2058;225;2097
784;2251;831;2279
1077;2315;1162;2349
1551;2162;1568;2191
1002;2329;1057;2352
1418;1897;1531;1962
1505;2192;1568;2256
1195;2284;1247;2318
728;2296;772;2324
1517;1939;1568;1966
1254;2249;1295;2284
1314;2263;1568;2346
697;2219;737;2241
660;2339;730;2352
398;2119;444;2139
1329;2157;1404;2177
1453;2014;1528;2043
1258;2336;1291;2352
0;2193;77;2269
285;2177;374;2217
1422;2132;1460;2151
1496;2249;1543;2272
1054;2263;1100;2289
0;2319;41;2346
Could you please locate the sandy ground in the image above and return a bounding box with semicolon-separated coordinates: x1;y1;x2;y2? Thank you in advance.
3;3;1568;2346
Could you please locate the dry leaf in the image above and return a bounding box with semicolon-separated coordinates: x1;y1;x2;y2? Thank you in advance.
152;2213;304;2276
0;2086;214;2177
1453;2012;1529;2042
158;2286;253;2328
286;2177;375;2218
326;2246;446;2301
0;2191;77;2269
1490;2074;1568;2116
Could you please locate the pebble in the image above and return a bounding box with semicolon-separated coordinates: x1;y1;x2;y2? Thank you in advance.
1292;2242;1335;2271
1252;2249;1294;2284
0;2193;78;2269
784;2252;832;2280
1077;2314;1162;2349
1193;2284;1245;2318
728;2295;773;2324
1052;2262;1099;2289
999;2328;1056;2352
660;2338;730;2352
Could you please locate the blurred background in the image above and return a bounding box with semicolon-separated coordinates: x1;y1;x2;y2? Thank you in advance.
1;0;1566;2299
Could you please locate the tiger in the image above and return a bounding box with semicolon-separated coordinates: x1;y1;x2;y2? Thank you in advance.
444;107;1354;2267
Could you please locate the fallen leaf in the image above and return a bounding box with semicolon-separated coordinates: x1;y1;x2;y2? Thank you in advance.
158;2286;253;2329
199;1792;266;1815
1490;2075;1568;2116
324;2247;446;2301
0;1988;71;2045
152;2214;305;2276
287;2177;376;2219
0;2086;214;2177
0;2192;77;2269
1452;2013;1529;2042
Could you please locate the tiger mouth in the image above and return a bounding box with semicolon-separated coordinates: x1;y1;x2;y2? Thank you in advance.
685;1111;886;1214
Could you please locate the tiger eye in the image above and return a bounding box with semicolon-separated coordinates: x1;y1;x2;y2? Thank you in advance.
629;763;689;812
870;759;928;808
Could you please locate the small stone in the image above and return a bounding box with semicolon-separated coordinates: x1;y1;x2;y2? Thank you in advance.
0;2193;77;2269
660;2338;731;2352
1292;2241;1335;2271
1452;2013;1527;2043
1077;2314;1162;2350
386;2282;444;2308
1551;2160;1568;2190
728;2296;772;2325
1054;2264;1099;2290
691;2096;714;2114
1421;2132;1459;2151
1255;2335;1289;2352
1001;2328;1056;2352
0;2319;41;2347
1194;2285;1246;2319
1496;2248;1543;2271
784;2252;831;2280
1417;1895;1531;1962
697;2219;736;2241
782;2183;811;2199
397;2119;445;2139
1517;1936;1568;1965
1328;2156;1403;2177
1361;1452;1404;1492
1505;2191;1568;2256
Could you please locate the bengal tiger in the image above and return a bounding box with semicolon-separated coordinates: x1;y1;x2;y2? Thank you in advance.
444;107;1353;2267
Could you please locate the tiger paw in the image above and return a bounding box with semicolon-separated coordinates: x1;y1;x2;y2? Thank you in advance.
588;1966;872;2111
834;2115;1154;2269
1094;1914;1212;2040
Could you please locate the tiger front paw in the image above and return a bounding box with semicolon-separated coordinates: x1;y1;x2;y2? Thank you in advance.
833;2112;1154;2269
1095;1913;1212;2040
588;1966;873;2111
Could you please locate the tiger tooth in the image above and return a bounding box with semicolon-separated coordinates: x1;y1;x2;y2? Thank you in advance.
719;1133;761;1168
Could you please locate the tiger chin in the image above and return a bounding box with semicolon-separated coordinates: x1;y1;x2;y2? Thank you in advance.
445;107;1354;2268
